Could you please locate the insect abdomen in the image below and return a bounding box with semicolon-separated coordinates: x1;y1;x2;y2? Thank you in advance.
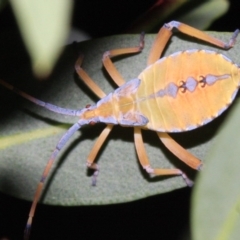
137;50;240;132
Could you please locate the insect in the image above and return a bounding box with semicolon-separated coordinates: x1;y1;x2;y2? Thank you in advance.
0;21;239;239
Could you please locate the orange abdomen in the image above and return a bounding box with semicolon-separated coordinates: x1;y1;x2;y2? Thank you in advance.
137;49;240;132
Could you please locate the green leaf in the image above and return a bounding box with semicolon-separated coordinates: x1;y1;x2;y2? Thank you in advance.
177;0;229;29
9;0;73;77
0;31;239;206
128;0;229;33
192;87;240;237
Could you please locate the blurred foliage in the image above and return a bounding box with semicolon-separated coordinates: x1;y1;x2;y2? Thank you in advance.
0;0;230;77
192;96;240;240
9;0;73;78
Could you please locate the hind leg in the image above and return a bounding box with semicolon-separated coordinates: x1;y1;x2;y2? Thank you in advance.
133;22;223;182
143;21;220;180
147;20;239;65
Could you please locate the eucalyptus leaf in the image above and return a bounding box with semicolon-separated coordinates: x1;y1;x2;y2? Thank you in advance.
9;0;73;77
0;31;239;206
177;0;229;29
192;74;240;238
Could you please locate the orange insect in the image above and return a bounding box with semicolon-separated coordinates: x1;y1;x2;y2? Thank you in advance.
0;21;239;239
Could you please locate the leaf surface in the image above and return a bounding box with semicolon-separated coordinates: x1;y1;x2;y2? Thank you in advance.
0;31;239;206
192;77;240;240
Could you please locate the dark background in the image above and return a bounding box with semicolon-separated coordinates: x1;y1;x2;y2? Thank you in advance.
0;0;239;37
0;1;239;239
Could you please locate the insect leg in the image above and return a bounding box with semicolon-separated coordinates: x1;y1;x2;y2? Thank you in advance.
157;132;202;170
102;32;144;86
75;55;114;185
100;34;187;184
24;121;82;240
86;124;114;185
75;34;145;184
133;128;193;185
75;54;106;99
148;21;239;65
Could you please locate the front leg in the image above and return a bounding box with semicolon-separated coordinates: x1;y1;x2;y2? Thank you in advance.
102;32;144;86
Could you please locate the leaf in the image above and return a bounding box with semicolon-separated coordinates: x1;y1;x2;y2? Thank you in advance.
0;31;239;206
9;0;73;78
192;84;240;237
177;0;229;29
